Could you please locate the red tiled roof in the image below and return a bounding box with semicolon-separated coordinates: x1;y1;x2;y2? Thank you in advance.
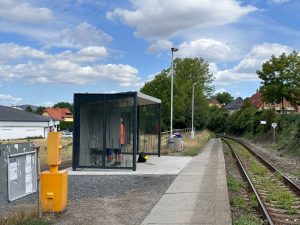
43;108;72;121
249;92;263;108
207;98;220;105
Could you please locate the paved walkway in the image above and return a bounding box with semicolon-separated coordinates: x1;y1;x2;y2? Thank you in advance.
141;138;231;225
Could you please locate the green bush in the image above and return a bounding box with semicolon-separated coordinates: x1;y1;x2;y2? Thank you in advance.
60;121;73;131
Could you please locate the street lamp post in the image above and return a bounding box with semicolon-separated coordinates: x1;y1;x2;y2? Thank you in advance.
191;82;197;139
169;47;178;150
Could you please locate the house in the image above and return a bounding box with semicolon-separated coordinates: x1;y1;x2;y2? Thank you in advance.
249;91;298;113
43;108;73;122
0;105;52;140
207;98;223;108
224;98;243;113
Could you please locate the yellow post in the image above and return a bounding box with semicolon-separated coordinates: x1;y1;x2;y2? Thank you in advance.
41;132;68;212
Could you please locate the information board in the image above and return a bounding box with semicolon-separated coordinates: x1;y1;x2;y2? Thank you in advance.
7;151;37;201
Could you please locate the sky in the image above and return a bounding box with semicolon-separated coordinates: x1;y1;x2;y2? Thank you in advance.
0;0;299;106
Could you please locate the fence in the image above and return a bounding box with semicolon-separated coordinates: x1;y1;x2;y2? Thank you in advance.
161;128;192;150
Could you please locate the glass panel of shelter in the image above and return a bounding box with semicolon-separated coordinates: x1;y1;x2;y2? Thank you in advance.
79;100;104;167
105;95;134;168
138;104;160;155
78;96;134;169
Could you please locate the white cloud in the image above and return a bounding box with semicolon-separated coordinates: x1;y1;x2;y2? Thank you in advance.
107;0;256;39
213;43;293;85
178;39;238;62
0;43;47;62
0;60;139;86
268;0;289;4
0;43;108;63
57;46;108;62
0;94;22;103
0;0;53;24
0;43;140;87
147;40;173;53
209;63;218;75
46;22;113;49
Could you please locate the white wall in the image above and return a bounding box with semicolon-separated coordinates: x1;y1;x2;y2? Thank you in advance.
0;121;49;140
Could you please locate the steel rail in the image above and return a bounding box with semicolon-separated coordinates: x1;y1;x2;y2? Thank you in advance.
222;138;274;225
219;135;300;195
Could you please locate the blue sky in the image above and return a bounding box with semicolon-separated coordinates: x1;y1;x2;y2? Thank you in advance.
0;0;299;106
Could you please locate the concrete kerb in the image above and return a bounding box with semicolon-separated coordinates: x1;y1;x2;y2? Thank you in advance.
67;155;192;176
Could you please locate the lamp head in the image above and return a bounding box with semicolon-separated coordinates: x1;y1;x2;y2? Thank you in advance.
171;47;178;52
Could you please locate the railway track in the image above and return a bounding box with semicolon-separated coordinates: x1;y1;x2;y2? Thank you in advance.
221;136;300;225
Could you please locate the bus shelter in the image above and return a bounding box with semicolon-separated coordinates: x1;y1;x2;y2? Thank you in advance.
72;92;161;171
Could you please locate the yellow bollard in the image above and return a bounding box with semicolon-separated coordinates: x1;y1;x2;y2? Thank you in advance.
41;132;68;212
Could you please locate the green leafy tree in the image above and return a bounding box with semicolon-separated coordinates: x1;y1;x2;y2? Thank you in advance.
36;106;46;115
53;102;73;112
215;92;234;105
257;51;300;111
140;57;213;130
207;106;228;133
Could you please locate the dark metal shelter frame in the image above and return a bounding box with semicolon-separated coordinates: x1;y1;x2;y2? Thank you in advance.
72;92;161;171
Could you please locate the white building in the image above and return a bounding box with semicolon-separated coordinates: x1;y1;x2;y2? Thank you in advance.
0;105;56;140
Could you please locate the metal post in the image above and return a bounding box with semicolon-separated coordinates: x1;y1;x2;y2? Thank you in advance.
273;128;276;144
133;92;137;171
170;50;174;140
191;82;196;139
169;47;178;150
35;146;42;219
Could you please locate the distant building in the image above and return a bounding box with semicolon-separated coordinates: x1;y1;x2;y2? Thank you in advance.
207;98;223;108
43;108;73;122
224;98;243;113
0;105;52;140
249;91;298;113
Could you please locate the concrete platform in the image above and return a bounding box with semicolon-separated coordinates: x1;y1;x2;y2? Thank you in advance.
67;156;192;175
141;138;231;225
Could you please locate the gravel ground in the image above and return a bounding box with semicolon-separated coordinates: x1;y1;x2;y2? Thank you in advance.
54;175;176;225
0;175;176;225
240;138;300;187
67;175;175;201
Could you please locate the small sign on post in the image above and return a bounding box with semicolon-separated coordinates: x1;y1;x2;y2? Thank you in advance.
271;122;277;144
260;121;267;125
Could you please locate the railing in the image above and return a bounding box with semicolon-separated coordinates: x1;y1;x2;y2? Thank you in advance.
161;128;192;147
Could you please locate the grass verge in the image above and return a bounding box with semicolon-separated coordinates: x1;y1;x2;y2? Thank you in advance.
233;215;264;225
0;205;53;225
161;129;213;156
182;130;213;156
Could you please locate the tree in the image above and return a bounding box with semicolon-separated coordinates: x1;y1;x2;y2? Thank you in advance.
53;102;73;112
215;92;234;105
36;106;46;115
25;106;32;112
257;51;300;111
140;57;214;130
207;106;228;133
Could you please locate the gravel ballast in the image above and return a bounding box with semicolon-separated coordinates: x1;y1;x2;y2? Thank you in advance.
240;138;300;187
